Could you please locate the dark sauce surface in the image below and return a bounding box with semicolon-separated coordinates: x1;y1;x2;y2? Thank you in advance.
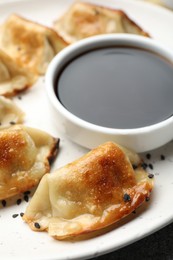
56;47;173;129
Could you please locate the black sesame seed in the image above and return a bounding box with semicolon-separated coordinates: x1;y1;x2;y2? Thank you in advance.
16;198;22;205
18;96;22;100
123;193;131;202
132;210;136;214
20;212;24;217
161;155;165;160
10;121;16;125
24;190;31;195
141;162;148;170
34;222;41;229
1;200;6;207
148;163;154;170
12;214;19;218
148;173;154;179
24;195;29;202
146;197;150;202
146;153;151;160
132;164;138;170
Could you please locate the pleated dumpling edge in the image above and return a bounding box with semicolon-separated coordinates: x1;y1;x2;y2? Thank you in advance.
23;142;154;240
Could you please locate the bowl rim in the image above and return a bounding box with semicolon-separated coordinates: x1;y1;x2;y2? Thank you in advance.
45;34;173;137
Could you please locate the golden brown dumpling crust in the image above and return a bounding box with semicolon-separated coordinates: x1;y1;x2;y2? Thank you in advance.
0;125;60;200
23;142;153;240
0;14;68;75
53;2;150;44
0;49;37;97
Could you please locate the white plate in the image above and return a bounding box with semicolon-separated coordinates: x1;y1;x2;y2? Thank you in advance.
0;0;173;259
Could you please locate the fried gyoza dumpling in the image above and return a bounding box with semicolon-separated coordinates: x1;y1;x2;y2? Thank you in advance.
0;96;24;128
0;14;67;75
23;142;153;240
0;125;59;200
53;2;150;44
0;49;36;97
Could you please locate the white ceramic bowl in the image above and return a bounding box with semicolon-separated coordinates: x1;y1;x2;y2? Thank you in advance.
45;34;173;153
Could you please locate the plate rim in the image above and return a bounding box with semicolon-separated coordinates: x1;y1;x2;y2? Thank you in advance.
1;0;173;259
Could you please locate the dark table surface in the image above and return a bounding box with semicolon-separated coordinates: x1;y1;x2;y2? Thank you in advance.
91;222;173;260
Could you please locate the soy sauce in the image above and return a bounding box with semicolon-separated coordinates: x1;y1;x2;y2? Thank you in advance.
56;47;173;129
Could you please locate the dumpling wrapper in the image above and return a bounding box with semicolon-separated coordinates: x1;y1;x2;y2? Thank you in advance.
0;14;68;75
0;96;24;128
23;142;153;240
0;49;36;97
53;2;150;44
0;125;59;200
